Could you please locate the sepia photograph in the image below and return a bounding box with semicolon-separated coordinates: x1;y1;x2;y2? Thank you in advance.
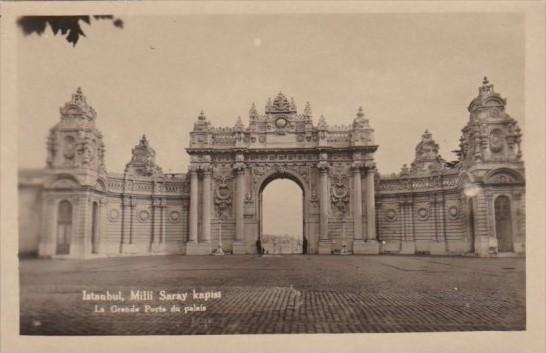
1;1;545;352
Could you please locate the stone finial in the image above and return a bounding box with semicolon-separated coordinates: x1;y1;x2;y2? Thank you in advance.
193;110;210;131
468;76;506;113
141;133;148;141
317;115;328;130
357;106;365;118
353;107;368;129
265;97;272;112
234;116;244;131
479;75;495;96
60;86;96;122
249;102;258;120
290;97;297;112
303;101;312;117
72;86;86;105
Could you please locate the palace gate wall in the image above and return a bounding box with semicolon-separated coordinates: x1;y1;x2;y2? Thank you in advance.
18;79;525;258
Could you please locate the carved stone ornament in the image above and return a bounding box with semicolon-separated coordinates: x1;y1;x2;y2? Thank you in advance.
275;117;288;129
448;205;459;219
63;135;76;159
489;129;504;153
384;208;398;222
138;210;151;222
489;173;515;184
124;135;163;177
416;206;430;221
169;210;181;223
214;176;232;217
330;174;349;215
108;208;120;221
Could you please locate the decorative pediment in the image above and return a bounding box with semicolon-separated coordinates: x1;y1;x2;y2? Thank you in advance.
59;87;97;122
484;169;524;185
267;92;296;114
48;176;80;189
124;135;163;177
409;130;444;176
468;77;507;113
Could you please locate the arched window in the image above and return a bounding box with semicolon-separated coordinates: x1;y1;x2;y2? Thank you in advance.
91;202;99;254
56;200;73;255
494;196;513;252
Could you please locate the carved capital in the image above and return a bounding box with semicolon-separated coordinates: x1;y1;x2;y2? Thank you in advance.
232;162;246;174
364;161;376;171
316;160;330;173
189;164;200;174
122;196;136;208
351;161;364;172
200;164;212;174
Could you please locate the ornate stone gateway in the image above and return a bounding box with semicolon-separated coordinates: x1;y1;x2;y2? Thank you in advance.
17;79;526;258
186;92;380;255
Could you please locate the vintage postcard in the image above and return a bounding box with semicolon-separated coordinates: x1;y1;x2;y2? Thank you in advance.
1;1;545;352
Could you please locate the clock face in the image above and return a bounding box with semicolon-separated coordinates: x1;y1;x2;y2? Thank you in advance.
275;117;288;129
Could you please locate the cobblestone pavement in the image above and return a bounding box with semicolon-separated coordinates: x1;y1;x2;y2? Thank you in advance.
19;255;525;335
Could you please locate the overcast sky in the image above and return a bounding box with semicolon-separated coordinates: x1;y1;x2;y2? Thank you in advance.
17;14;524;236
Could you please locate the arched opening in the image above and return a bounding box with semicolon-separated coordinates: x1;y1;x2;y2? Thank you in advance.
91;202;99;254
56;200;73;255
495;195;514;252
260;178;305;254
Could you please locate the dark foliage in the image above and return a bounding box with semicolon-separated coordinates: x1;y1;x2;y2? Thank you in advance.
17;15;123;46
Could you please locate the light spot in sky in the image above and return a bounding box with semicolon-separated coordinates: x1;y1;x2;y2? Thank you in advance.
253;38;262;47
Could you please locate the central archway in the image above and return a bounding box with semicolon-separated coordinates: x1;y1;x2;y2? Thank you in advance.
258;173;307;255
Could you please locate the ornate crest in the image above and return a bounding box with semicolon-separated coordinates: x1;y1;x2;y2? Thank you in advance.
489;129;504;153
214;176;233;217
267;92;295;113
330;174;349;215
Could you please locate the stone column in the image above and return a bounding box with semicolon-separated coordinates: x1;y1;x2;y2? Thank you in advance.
366;167;377;241
151;199;158;245
352;163;363;240
356;164;379;254
430;193;447;255
232;162;246;254
317;160;331;254
151;198;166;253
188;168;199;243
400;197;416;254
201;169;212;243
160;199;166;245
38;194;56;257
129;198;135;245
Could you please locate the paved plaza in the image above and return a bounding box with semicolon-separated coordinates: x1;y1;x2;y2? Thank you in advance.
19;255;525;335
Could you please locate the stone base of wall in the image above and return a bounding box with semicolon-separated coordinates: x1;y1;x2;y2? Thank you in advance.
353;240;380;254
318;240;332;254
429;241;447;255
400;241;416;254
186;241;211;255
232;241;246;255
